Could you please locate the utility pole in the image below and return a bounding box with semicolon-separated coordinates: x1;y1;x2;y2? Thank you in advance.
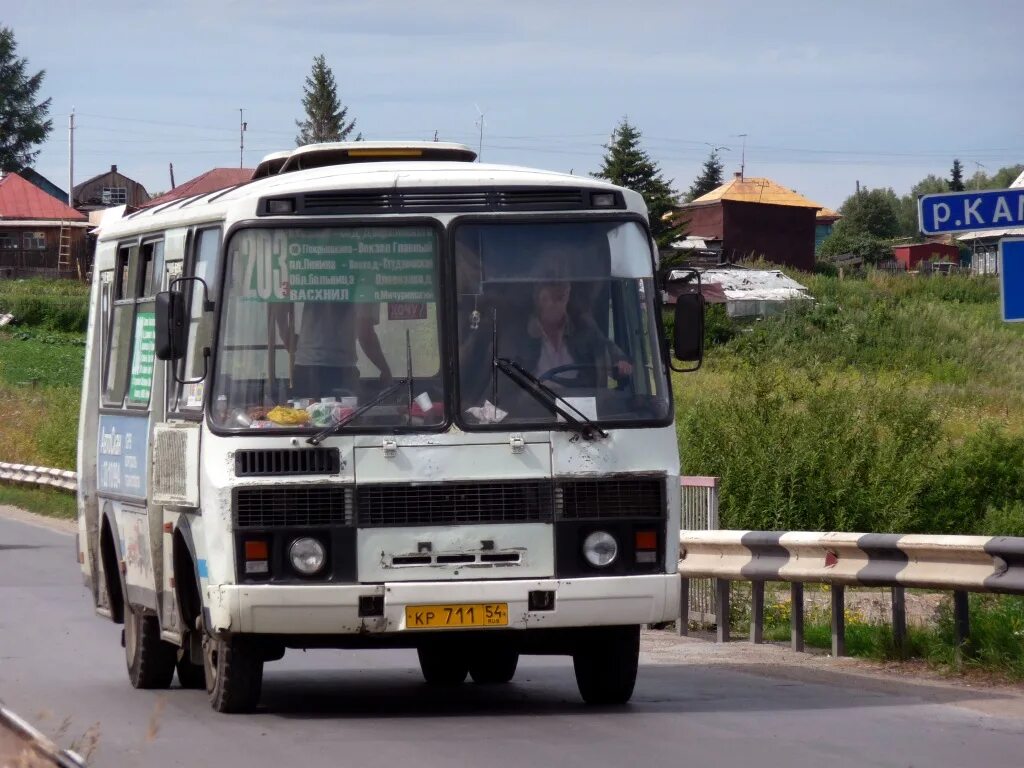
68;109;75;208
239;108;247;168
169;163;176;190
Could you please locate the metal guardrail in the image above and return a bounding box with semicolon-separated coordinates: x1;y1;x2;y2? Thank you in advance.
677;530;1024;656
0;462;76;493
0;702;86;767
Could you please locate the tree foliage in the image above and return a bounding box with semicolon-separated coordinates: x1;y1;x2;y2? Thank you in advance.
592;118;683;250
0;27;52;173
949;159;965;192
686;149;724;201
818;226;891;265
837;187;902;239
295;54;360;145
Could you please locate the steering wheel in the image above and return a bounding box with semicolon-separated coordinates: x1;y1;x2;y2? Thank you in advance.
538;363;593;387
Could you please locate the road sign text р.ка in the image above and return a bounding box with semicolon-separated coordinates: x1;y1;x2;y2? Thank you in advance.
919;188;1024;235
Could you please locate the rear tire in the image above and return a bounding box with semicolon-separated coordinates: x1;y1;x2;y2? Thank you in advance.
124;598;176;690
469;649;519;684
417;646;469;685
203;633;264;713
176;654;206;689
573;625;640;706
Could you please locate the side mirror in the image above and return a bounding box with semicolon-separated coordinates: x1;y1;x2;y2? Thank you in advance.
155;290;187;361
672;291;705;371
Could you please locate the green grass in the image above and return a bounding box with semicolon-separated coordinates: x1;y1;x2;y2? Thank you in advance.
0;277;90;332
0;484;76;519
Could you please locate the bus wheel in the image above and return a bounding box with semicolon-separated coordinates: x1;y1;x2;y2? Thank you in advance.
175;653;206;689
124;599;176;689
468;649;519;684
203;633;264;713
572;625;640;706
417;646;468;685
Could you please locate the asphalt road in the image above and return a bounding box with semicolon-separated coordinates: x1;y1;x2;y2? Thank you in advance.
2;511;1022;768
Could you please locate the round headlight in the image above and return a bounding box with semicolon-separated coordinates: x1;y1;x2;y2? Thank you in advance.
289;537;326;575
582;530;618;568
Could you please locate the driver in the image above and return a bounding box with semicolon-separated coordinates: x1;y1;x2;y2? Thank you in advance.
511;264;633;387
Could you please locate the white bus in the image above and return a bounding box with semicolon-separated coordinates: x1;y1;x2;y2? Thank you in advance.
76;142;704;712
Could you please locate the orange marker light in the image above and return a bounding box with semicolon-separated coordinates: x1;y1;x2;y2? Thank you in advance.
635;531;657;551
245;540;269;560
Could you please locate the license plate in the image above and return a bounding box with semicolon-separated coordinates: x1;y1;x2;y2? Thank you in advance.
405;603;509;629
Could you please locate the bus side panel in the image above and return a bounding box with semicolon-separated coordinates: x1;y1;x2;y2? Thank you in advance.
77;257;112;600
117;502;159;611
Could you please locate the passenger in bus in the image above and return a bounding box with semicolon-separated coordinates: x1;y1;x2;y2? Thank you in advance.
292;301;392;398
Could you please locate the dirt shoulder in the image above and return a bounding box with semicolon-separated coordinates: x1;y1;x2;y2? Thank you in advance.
641;628;1024;720
0;505;76;535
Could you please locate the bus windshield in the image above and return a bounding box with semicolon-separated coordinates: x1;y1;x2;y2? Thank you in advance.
455;220;671;429
211;225;443;431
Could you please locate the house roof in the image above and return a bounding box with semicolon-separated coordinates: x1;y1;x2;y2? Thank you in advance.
688;175;824;209
0;172;86;221
816;207;841;220
142;167;254;208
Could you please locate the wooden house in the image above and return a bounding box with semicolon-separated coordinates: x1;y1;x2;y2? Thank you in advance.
72;164;150;212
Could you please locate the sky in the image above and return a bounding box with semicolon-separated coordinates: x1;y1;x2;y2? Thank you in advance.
7;0;1024;209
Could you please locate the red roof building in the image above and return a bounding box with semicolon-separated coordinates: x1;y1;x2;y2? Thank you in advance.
891;242;961;271
143;168;254;208
0;172;90;279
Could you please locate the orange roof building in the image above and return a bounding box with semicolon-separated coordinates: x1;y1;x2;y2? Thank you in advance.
680;173;824;271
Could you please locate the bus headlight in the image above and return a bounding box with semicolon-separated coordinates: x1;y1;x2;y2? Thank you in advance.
582;531;618;568
289;537;326;575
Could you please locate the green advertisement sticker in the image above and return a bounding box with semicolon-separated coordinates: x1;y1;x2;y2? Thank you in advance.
128;311;156;403
233;227;436;303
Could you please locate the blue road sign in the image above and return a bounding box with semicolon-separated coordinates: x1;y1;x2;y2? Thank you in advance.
919;187;1024;235
999;238;1024;323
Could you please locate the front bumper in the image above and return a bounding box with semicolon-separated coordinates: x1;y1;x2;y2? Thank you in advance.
205;574;679;635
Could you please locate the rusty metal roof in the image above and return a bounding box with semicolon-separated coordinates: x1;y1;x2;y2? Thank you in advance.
142;167;254;208
688;175;824;209
0;172;87;221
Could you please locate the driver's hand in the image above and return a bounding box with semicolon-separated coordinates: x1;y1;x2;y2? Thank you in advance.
615;360;633;377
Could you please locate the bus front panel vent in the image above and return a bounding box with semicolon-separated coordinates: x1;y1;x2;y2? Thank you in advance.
234;447;340;477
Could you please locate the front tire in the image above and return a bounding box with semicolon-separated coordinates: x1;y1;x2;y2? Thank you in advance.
203;634;264;713
469;649;519;684
124;599;176;689
417;646;468;685
573;625;640;706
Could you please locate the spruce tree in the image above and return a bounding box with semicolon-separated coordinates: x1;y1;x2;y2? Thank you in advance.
949;159;965;192
592;118;683;250
0;27;52;173
295;54;360;145
686;150;724;201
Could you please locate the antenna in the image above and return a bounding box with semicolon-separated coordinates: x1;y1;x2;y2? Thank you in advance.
973;160;987;190
239;108;248;168
732;133;748;178
474;104;487;161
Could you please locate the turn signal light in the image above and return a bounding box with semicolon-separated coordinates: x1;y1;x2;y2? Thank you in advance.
636;530;658;564
244;539;269;574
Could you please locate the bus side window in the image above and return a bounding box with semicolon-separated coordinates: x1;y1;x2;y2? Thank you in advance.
174;228;220;411
103;245;138;405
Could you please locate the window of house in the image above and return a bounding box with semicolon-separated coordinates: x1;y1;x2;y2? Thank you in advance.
102;187;128;205
23;232;46;250
0;232;16;249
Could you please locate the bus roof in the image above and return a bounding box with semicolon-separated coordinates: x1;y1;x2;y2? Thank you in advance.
253;141;478;178
100;158;644;241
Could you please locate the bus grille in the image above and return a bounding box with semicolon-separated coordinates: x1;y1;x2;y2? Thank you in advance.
233;486;353;528
556;476;666;520
234;447;340;477
357;480;554;527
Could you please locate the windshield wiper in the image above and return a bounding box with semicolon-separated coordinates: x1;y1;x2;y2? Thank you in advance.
494;357;607;441
306;379;408;446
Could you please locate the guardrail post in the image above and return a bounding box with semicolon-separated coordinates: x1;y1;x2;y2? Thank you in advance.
831;584;846;658
790;582;804;652
891;587;907;656
953;590;972;657
750;580;765;644
715;578;730;643
677;576;690;637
